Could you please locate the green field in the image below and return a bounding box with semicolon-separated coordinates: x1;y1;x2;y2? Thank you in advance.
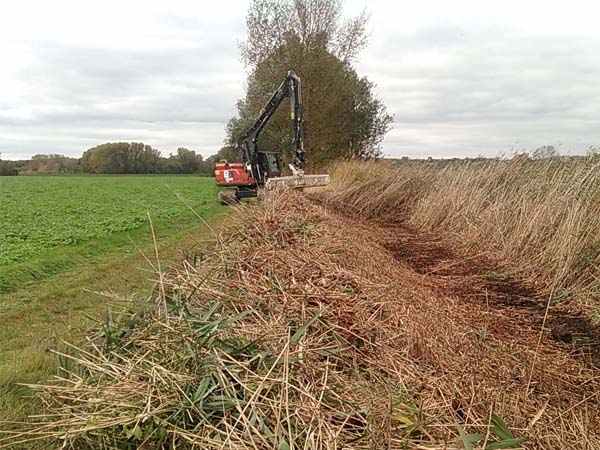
0;175;220;292
0;175;225;430
1;175;218;264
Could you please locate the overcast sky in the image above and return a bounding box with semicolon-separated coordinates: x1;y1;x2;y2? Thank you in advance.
1;0;599;160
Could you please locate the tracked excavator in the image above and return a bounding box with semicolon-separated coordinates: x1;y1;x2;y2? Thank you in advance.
214;70;330;203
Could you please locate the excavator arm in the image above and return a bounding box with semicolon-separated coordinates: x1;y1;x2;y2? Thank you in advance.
215;70;329;203
239;70;305;186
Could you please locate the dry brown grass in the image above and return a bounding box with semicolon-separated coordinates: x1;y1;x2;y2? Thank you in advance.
326;157;600;321
2;189;598;449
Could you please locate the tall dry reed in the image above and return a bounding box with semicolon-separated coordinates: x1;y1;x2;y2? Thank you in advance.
327;157;600;319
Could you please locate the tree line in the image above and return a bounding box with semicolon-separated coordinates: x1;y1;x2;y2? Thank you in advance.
0;143;239;176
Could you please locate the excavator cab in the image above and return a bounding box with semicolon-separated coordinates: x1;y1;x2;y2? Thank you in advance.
257;151;282;179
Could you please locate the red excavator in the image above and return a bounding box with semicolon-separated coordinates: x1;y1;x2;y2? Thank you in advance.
214;70;329;203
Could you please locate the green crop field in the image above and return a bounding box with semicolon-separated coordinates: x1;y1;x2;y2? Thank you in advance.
1;175;218;264
0;175;225;428
0;175;221;292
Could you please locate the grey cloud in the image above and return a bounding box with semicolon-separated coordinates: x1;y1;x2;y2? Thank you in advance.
20;42;242;105
2;38;245;158
358;27;600;157
3;15;600;160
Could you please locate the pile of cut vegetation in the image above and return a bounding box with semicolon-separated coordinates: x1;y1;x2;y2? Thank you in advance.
2;190;598;449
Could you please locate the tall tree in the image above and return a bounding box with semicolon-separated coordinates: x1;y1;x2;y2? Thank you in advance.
174;148;203;174
228;0;392;168
0;160;18;176
240;0;369;66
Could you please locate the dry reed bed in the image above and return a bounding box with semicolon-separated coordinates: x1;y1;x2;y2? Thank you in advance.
326;158;600;321
1;190;598;449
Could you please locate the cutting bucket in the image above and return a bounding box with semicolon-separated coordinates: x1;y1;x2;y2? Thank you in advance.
265;173;330;190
